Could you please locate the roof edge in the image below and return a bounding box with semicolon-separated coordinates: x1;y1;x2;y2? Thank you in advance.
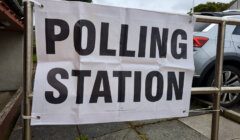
0;1;24;30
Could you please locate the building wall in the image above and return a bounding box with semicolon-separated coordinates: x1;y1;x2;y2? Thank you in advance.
229;0;240;9
0;31;23;91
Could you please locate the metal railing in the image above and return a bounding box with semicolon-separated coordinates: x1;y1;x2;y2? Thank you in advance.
22;1;240;140
23;1;33;140
192;15;240;140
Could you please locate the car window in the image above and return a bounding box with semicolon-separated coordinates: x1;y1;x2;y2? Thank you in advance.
194;22;210;32
232;25;240;35
202;24;217;32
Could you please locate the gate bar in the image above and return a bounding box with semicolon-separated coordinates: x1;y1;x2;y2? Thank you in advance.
195;15;240;25
23;1;33;140
192;87;240;94
191;87;219;94
221;87;240;93
211;20;225;140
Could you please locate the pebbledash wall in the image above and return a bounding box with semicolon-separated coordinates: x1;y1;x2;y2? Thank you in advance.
0;30;23;91
0;0;24;91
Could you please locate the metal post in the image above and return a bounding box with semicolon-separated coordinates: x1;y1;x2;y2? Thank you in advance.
211;21;226;140
23;1;33;140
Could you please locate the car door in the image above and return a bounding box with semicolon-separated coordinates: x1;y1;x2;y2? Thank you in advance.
231;25;240;56
224;24;236;52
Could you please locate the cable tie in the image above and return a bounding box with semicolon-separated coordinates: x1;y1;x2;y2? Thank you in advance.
22;114;41;120
189;0;195;23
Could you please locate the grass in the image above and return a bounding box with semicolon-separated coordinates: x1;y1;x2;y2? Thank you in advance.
75;135;89;140
33;54;37;63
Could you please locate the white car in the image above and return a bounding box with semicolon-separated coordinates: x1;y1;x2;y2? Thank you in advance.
193;11;240;107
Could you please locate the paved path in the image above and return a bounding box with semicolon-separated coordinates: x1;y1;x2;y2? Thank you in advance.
10;113;240;140
10;117;208;140
179;114;240;140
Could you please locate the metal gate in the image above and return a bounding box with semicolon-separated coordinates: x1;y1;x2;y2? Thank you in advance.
192;15;240;140
22;1;240;140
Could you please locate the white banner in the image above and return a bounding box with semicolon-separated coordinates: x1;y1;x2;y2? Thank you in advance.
31;0;195;125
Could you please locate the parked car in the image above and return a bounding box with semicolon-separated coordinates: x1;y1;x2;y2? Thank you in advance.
193;11;240;107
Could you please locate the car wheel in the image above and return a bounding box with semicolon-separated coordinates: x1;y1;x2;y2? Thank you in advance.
207;65;240;108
